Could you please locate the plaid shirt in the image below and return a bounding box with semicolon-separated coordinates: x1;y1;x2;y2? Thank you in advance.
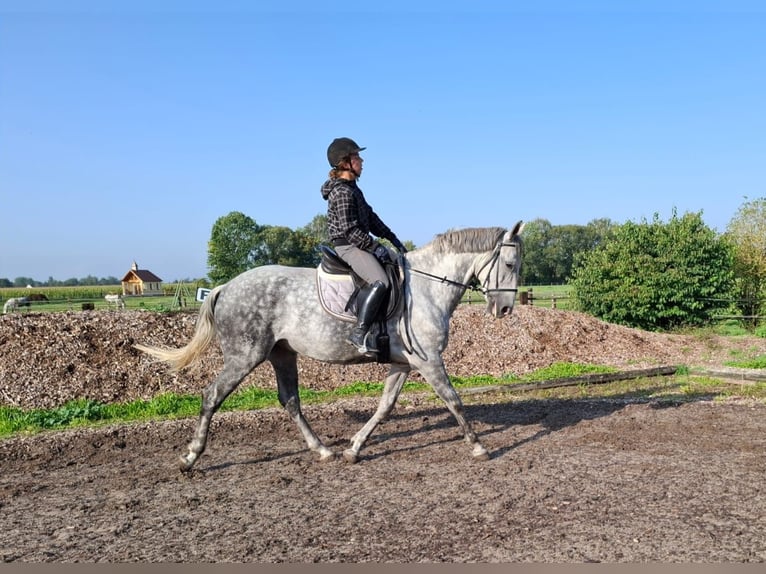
321;178;399;251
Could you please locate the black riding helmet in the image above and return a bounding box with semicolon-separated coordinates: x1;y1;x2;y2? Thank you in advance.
327;137;366;168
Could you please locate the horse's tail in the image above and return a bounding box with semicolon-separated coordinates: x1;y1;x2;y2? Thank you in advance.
134;286;223;372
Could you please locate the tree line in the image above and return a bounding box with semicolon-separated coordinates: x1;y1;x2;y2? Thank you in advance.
0;276;123;289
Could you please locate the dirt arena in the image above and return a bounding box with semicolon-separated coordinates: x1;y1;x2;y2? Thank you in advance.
1;305;766;562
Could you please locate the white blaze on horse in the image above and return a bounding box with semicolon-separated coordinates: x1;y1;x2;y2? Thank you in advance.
3;297;30;314
135;222;524;472
105;294;125;309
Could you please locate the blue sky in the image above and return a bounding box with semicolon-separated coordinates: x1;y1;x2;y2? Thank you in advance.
2;1;764;282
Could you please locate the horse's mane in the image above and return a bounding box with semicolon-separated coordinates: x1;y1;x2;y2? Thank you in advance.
424;227;507;254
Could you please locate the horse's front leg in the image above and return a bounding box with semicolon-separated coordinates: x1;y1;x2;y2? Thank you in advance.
419;359;489;460
270;345;335;462
343;364;410;463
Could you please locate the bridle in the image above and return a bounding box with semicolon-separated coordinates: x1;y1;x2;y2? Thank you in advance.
407;238;521;297
474;239;521;296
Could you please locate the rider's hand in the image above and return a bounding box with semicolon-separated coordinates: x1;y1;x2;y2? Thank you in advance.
372;243;393;264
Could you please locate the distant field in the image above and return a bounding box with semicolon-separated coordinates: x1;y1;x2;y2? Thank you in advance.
4;284;573;313
0;284;204;313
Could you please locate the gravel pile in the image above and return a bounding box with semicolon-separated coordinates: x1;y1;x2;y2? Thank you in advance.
2;305;765;410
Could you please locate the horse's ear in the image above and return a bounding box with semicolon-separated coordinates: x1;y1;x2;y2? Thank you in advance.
511;220;524;236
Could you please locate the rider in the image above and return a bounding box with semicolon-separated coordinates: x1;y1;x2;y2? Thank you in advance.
320;137;407;352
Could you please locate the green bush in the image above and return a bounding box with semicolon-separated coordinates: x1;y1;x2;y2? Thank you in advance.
570;211;735;331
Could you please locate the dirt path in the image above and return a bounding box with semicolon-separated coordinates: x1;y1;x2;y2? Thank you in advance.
2;393;765;562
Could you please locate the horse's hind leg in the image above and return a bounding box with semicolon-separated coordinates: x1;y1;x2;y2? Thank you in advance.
180;363;252;472
343;364;410;464
269;345;335;462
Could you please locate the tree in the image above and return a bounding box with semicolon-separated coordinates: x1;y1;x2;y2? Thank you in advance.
207;211;416;285
299;214;329;246
521;218;618;284
251;226;321;268
207;211;263;285
724;197;766;325
570;210;734;331
13;277;37;287
548;224;612;283
291;229;324;267
520;219;555;284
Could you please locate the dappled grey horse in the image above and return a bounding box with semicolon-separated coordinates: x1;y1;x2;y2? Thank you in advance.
135;222;524;471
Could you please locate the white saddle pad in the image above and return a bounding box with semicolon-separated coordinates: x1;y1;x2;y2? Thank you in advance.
316;267;357;322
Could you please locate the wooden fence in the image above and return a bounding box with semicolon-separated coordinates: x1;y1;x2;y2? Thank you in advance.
463;287;572;309
518;288;572;309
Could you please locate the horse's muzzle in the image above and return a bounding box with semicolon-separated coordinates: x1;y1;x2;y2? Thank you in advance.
489;301;515;318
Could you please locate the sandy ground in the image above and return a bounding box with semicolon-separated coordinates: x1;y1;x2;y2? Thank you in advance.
2;305;766;562
1;395;765;562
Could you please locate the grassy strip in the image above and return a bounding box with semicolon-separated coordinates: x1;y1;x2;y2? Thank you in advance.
2;362;766;439
726;356;766;369
0;363;607;437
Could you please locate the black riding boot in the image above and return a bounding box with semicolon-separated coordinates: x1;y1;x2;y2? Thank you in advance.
347;280;388;352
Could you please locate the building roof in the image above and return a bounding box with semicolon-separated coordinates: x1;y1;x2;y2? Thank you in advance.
127;269;163;283
121;261;162;283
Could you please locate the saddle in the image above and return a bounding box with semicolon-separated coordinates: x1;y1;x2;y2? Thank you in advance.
316;245;404;361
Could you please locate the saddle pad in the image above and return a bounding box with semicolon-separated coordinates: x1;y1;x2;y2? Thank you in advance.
316;266;357;322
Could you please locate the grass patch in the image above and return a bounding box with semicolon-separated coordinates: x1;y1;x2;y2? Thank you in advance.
725;355;766;369
516;362;617;382
2;362;766;440
492;373;766;404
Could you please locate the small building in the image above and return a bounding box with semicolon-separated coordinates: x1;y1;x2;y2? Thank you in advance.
121;261;163;296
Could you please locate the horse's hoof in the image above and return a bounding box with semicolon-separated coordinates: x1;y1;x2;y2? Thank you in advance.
342;449;359;464
178;454;195;473
472;445;490;461
318;449;337;462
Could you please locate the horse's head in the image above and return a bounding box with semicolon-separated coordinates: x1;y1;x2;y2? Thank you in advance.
478;220;524;318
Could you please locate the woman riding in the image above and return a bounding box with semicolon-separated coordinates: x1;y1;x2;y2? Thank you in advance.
320;137;407;353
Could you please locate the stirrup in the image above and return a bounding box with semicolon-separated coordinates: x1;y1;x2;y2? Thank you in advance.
347;331;377;355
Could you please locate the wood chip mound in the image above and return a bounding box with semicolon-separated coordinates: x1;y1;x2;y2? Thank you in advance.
2;305;765;410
